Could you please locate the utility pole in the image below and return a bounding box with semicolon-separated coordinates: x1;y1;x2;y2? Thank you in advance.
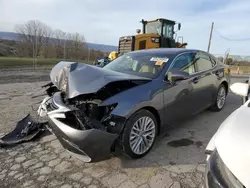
224;48;230;64
88;48;90;63
63;40;66;60
207;22;214;53
35;33;38;69
33;37;35;69
63;32;66;60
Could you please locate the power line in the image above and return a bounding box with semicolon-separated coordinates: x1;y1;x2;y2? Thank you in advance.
213;28;250;41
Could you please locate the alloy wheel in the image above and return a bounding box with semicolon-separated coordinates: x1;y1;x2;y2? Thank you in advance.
129;116;156;155
217;86;226;109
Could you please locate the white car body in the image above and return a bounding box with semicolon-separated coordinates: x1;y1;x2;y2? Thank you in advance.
206;82;250;187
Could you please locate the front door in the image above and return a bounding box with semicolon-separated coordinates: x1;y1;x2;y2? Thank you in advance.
163;52;201;124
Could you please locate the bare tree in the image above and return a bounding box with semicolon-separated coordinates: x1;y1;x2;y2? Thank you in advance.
15;20;53;58
12;19;105;62
53;29;66;58
67;32;86;59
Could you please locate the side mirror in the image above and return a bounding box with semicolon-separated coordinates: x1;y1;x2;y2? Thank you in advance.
166;69;189;82
178;23;181;30
230;83;249;97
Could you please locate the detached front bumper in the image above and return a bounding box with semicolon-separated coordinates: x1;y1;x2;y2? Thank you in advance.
42;92;119;162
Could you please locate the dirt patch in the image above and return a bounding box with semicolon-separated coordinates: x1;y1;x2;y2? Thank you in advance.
167;138;195;147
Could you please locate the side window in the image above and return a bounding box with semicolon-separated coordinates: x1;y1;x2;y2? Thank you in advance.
195;52;213;71
209;55;218;67
170;53;196;74
163;23;174;38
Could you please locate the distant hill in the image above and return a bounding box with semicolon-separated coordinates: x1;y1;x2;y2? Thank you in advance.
0;31;118;53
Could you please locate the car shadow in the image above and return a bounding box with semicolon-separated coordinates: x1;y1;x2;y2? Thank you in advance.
108;93;242;169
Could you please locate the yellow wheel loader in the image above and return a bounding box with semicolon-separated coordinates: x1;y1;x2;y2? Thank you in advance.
108;51;118;60
118;18;187;55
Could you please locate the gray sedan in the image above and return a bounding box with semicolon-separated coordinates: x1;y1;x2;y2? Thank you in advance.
38;48;231;162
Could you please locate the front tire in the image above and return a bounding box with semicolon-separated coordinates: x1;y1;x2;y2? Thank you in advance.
121;109;158;159
209;84;227;112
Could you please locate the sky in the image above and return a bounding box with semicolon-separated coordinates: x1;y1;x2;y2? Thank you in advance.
0;0;250;55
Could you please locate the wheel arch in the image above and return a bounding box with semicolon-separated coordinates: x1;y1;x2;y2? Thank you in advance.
209;80;228;111
120;106;161;158
138;106;161;135
221;81;229;94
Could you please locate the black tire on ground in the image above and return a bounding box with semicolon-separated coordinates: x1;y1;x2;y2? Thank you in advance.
121;109;158;159
209;84;227;112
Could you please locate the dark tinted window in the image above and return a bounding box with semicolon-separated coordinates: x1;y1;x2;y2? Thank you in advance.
195;52;213;71
170;53;196;74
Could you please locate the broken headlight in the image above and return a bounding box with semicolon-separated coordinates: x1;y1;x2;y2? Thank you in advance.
81;101;117;121
99;103;118;122
99;103;127;134
105;103;118;114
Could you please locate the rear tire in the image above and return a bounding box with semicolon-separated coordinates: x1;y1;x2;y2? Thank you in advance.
121;109;158;159
209;84;227;112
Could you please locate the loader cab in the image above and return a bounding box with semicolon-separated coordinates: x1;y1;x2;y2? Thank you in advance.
134;18;180;50
118;18;185;55
142;18;178;39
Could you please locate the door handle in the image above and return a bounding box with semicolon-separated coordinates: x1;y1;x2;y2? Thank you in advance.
192;76;200;84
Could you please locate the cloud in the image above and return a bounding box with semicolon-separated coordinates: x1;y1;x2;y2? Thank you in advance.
0;0;250;55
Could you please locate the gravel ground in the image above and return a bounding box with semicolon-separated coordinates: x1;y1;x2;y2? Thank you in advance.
0;70;244;188
0;69;50;84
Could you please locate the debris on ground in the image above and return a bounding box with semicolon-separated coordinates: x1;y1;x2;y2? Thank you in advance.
0;114;47;147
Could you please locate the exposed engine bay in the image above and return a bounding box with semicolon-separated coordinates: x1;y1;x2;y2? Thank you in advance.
45;78;146;133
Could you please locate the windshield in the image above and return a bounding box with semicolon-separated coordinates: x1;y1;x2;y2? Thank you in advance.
145;21;162;35
103;53;169;79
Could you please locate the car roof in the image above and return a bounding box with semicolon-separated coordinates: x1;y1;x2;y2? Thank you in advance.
127;48;200;56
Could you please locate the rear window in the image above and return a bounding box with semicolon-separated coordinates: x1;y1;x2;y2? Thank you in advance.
195;52;213;71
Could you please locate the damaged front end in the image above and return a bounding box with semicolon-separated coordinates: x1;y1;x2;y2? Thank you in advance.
41;90;127;162
40;61;150;162
1;61;150;162
37;61;147;162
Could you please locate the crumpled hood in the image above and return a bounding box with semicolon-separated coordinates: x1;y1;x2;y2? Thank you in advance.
214;103;250;187
50;61;151;99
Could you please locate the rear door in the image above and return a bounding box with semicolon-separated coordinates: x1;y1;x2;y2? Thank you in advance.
190;51;218;112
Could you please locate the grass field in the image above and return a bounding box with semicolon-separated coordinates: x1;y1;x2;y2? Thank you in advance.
1;57;250;74
0;57;93;69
